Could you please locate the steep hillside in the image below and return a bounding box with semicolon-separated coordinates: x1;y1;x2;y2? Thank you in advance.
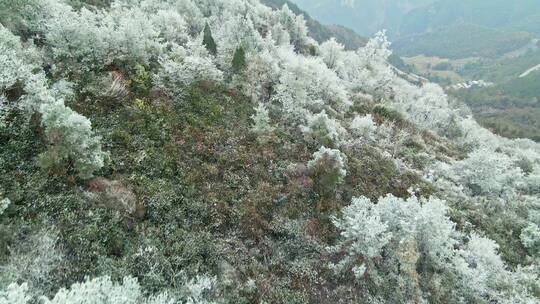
0;0;539;303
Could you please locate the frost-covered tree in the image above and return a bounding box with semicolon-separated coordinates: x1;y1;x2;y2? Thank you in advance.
42;277;162;304
155;42;223;99
272;46;351;123
251;102;274;136
38;100;107;178
0;275;218;304
307;146;347;197
319;38;345;70
37;0;162;78
453;234;527;303
375;121;410;157
349;114;377;141
338;31;395;98
330;196;391;276
0;283;29;304
448;148;524;197
391;82;456;134
331;193;538;302
241;49;280;103
521;222;540;256
301;110;347;148
271;4;311;52
1;24;106;178
210;8;264;70
0;230;63;296
331;194;453;300
0;198;9;216
149;9;190;45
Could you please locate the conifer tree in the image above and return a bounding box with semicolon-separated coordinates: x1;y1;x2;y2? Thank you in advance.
202;23;217;55
231;45;246;73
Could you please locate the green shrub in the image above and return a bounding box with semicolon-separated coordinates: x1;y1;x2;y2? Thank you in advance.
307;147;347;198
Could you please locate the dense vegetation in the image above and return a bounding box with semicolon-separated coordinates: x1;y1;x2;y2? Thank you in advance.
0;0;539;303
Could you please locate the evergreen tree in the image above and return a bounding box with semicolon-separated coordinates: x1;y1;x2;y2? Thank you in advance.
202;23;217;55
231;45;246;73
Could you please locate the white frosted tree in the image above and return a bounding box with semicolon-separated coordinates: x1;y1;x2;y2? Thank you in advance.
450;148;523;197
241;49;280;104
338;30;395;98
521;223;540;255
271;4;311;51
1;24;107;178
330;196;391;277
332;192;539;302
0;230;63;297
0;283;30;304
40;0;162;77
251;102;274;136
155;41;223;98
350;114;377;141
302;110;348;148
319;38;345;70
0;198;9;216
38;100;107;178
331;194;459;298
0;274;217;304
272;46;351;123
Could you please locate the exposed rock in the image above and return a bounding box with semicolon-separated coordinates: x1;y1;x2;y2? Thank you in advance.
87;177;145;219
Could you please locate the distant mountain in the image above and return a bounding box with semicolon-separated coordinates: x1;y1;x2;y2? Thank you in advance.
291;0;540;59
393;23;533;59
400;0;540;36
291;0;437;37
261;0;367;50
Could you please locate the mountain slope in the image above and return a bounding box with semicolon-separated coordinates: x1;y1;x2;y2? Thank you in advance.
0;0;539;303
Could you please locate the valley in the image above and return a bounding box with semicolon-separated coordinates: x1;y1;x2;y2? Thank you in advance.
290;0;540;141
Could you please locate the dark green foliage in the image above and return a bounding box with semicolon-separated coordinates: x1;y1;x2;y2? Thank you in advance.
308;158;343;200
66;0;112;8
231;46;247;74
344;146;434;202
432;62;451;71
203;23;217;56
372;104;406;125
130;65;152;97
